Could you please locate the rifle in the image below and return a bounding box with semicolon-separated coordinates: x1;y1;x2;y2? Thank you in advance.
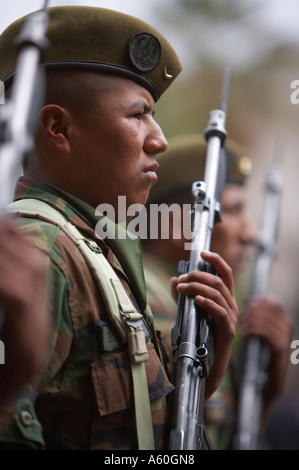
233;147;284;450
0;1;50;331
168;68;230;450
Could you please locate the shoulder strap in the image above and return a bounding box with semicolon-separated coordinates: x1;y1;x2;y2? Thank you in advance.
8;198;155;450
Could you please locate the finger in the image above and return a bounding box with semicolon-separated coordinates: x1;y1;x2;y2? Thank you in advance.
201;250;234;295
177;270;235;311
176;280;229;311
194;295;236;341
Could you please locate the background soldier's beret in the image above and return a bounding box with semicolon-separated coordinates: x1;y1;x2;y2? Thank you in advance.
0;6;182;102
149;133;253;203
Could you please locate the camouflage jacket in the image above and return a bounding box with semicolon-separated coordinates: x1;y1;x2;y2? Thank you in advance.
0;177;173;450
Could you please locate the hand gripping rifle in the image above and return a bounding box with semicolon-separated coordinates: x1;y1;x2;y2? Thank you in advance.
0;1;50;331
233;148;284;450
168;69;230;450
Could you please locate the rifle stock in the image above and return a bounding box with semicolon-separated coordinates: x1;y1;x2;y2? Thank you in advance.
168;69;230;450
233;153;284;450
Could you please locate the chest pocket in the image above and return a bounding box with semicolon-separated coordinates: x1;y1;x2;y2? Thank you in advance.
91;342;173;417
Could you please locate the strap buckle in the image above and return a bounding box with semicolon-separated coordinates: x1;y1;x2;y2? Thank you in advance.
120;310;144;331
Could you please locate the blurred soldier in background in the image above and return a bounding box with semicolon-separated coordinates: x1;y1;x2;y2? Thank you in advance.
142;133;292;449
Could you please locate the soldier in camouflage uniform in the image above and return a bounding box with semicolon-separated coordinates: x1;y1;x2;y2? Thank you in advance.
143;133;292;448
0;7;239;450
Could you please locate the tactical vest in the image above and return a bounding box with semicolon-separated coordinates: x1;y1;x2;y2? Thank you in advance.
8;198;155;450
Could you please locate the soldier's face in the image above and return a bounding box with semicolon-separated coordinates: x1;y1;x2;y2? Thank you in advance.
211;184;257;278
69;75;168;214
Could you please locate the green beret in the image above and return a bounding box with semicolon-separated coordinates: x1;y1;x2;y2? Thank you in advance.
0;6;182;101
149;133;252;203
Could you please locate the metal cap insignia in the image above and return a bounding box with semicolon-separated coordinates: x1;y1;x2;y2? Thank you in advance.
128;32;161;72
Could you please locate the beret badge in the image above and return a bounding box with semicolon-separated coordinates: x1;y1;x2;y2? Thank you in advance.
128;32;161;72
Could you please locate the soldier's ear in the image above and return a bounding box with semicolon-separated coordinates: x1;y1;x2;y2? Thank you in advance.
38;104;71;154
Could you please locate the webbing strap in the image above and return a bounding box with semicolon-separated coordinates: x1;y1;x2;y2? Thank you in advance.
8;198;155;450
131;359;155;449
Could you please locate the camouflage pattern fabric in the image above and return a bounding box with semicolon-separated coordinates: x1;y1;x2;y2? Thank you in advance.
0;177;174;450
